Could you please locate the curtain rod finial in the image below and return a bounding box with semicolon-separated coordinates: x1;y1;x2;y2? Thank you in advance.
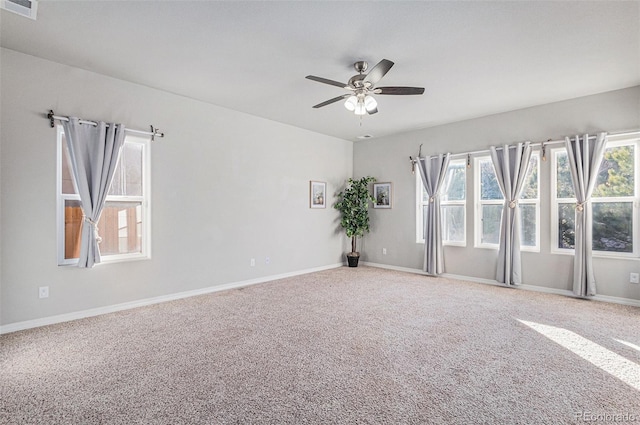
150;125;164;142
48;110;55;128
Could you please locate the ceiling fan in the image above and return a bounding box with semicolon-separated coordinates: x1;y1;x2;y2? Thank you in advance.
306;59;424;116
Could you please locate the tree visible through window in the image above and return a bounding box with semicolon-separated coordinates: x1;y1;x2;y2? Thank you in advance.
554;142;636;254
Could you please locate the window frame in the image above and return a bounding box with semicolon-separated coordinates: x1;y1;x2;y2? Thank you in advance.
550;135;639;258
517;152;540;252
474;156;503;250
56;125;151;266
474;152;540;251
415;158;467;246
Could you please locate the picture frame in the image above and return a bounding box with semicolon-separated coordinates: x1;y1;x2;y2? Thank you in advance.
310;181;326;208
373;182;392;209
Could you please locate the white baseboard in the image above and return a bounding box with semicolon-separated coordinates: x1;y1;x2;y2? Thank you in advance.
0;263;344;335
360;261;431;276
591;294;640;308
4;261;637;334
362;262;640;308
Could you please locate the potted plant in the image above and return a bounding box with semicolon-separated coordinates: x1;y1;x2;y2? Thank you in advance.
334;176;376;267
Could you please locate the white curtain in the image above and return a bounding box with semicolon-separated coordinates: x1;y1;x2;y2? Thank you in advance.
565;133;607;296
490;142;532;285
62;118;126;268
417;153;451;275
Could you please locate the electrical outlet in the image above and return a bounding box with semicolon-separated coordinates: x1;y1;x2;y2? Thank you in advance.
630;273;639;284
250;258;255;267
382;248;387;255
265;257;270;265
38;286;49;299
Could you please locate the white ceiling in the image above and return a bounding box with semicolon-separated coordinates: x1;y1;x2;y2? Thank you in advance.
1;1;638;141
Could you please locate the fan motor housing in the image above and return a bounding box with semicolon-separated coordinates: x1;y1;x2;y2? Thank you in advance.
348;74;369;89
353;61;368;73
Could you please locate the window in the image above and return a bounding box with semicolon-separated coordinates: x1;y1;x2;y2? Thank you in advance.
519;154;539;250
474;153;539;250
57;126;151;265
552;135;638;256
416;158;466;245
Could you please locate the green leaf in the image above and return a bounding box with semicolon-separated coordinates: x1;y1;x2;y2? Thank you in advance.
334;176;376;252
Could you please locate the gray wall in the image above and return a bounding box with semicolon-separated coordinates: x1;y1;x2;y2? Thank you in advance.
0;49;353;326
354;86;640;300
2;47;638;329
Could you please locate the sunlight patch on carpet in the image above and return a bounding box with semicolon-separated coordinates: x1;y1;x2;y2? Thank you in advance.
614;339;640;354
518;320;640;391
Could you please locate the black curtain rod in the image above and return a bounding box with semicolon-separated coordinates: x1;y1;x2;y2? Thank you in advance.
47;110;165;141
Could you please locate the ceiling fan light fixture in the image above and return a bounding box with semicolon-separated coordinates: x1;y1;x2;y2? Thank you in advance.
364;95;377;112
344;95;357;111
354;98;367;115
307;58;424;116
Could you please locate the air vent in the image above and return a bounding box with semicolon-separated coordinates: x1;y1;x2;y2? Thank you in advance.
1;0;37;20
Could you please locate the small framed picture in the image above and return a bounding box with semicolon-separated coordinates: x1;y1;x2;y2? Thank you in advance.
310;181;326;208
373;182;392;209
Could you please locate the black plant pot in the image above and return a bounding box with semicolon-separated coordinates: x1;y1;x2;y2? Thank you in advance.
346;253;360;268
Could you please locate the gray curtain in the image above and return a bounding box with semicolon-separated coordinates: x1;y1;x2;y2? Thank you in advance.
417;153;451;275
565;133;607;296
62;118;126;268
490;142;532;285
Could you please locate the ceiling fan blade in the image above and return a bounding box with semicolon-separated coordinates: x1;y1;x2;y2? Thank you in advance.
312;94;350;109
306;75;348;88
363;59;394;85
375;86;425;95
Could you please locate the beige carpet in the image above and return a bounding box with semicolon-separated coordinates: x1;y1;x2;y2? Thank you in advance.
1;266;639;424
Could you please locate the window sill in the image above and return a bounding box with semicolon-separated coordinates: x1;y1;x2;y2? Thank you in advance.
444;242;467;248
474;244;499;251
475;243;539;252
521;248;541;253
59;253;150;267
416;240;467;247
551;249;638;261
